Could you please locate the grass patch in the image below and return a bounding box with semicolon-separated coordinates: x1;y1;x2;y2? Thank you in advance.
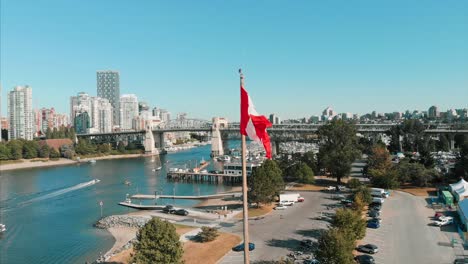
30;158;49;163
235;203;275;219
0;160;24;165
174;223;196;236
289;183;325;191
182;232;241;264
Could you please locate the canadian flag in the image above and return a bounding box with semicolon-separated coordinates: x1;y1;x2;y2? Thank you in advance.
240;72;273;159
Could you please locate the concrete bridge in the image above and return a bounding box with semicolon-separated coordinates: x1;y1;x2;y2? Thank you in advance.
77;119;468;156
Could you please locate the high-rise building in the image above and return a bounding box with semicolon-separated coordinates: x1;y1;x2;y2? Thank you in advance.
152;107;161;119
119;94;138;130
92;97;113;133
159;109;171;123
70;92;112;133
97;70;120;126
8;86;33;140
428;105;440;119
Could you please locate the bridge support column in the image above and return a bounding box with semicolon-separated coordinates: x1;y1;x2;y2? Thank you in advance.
211;118;225;157
271;141;280;157
144;127;158;155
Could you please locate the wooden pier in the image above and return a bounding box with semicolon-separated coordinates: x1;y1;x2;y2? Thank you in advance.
166;171;242;184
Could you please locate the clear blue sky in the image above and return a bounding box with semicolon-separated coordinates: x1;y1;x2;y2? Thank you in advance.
1;0;467;121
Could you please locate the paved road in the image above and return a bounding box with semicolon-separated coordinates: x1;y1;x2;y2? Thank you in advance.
361;191;458;264
219;191;336;263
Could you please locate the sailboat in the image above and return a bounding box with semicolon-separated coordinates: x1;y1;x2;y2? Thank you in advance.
0;223;6;233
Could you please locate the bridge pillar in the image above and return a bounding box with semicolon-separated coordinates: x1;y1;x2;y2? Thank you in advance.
271;141;280;156
144;126;158;155
211;117;227;157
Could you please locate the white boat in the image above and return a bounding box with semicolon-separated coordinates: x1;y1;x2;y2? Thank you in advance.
0;224;6;233
93;179;101;184
155;166;162;171
88;159;96;164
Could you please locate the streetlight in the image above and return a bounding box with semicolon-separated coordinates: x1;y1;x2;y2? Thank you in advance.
99;201;103;218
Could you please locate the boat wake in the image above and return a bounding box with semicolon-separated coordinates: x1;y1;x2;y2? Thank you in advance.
20;179;100;205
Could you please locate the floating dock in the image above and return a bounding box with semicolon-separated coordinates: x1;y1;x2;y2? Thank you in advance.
130;192;242;200
118;202;165;210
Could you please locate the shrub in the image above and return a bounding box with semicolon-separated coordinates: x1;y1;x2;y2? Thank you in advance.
196;226;219;242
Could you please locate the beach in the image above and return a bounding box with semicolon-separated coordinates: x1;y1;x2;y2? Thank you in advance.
0;154;151;171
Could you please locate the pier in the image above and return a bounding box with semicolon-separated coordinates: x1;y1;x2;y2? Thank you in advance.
130;192;242;200
166;171;242;184
118;202;165;210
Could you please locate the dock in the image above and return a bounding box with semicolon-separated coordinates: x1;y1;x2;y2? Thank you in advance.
130;192;242;200
167;171;242;184
118;202;165;210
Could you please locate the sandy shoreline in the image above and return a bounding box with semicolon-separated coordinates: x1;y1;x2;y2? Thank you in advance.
0;154;153;171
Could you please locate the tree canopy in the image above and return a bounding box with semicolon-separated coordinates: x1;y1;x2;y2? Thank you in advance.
248;159;284;205
317;120;361;183
315;228;355;264
132;218;183;264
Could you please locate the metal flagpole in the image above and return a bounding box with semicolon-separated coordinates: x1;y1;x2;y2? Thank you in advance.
240;69;250;264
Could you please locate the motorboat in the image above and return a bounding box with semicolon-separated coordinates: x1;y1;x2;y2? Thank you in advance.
124;180;131;186
155;166;162;171
0;224;6;233
88;159;96;164
92;179;101;184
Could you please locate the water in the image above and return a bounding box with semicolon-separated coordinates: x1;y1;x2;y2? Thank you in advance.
0;143;238;264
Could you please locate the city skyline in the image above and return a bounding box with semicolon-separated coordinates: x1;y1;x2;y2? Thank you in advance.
1;1;467;120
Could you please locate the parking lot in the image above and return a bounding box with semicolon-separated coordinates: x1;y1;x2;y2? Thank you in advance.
359;191;460;264
219;191;338;263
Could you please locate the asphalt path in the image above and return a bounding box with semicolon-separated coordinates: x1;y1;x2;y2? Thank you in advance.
219;191;335;263
360;191;457;264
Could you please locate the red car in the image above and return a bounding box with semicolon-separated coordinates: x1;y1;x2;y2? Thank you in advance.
297;197;305;202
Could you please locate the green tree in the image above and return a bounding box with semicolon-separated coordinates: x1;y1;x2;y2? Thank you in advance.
45;127;52;139
317;120;361;184
58;126;66;138
117;141;126;153
395;160;438;187
347;178;361;189
52;127;58;139
315;228;355;264
97;144;111;154
455;140;468;177
69;127;76;140
7;140;24;160
369;169;400;189
300;151;318;175
49;148;61;159
126;142;137;150
437;134;450;152
22;141;39;159
196;226;219;242
248;159;285;205
387;125;402;153
0;143;12;160
353;185;372;204
332;208;366;241
75;139;97;155
289;162;315;184
132;218;183;264
368;145;392;170
39;144;50;158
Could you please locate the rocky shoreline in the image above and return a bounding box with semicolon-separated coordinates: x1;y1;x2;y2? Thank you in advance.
94;215;152;263
94;214;151;229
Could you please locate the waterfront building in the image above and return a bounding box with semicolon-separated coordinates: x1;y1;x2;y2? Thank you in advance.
309;115;320;123
92;97;113;133
138;101;150;114
0;117;9;130
97;70;120;126
54;113;69;128
152;107;161;119
70;92;92;126
8;86;34;140
34;109;43;136
119;94;138;130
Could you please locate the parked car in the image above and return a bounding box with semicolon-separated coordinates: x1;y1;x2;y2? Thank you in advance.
232;242;255;252
372;197;385;204
354;254;375;264
371;217;382;223
280;201;294;206
434;212;444;219
438;216;453;221
356;244;379;254
454;257;468;263
300;239;313;247
162;205;176;214
433;218;453;226
368;210;380;218
325;186;336;191
174;209;189;216
275;205;287;210
297;197;305;202
341;199;353;205
303;259;319;264
369;204;382;211
367;220;381;229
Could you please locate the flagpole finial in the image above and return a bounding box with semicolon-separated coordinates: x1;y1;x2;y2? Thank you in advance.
239;69;244;86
